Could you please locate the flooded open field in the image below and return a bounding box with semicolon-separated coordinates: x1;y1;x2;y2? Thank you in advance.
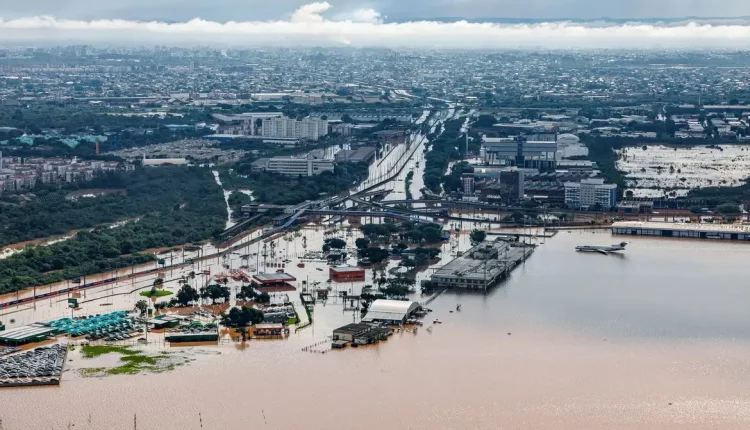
617;144;750;198
4;229;750;429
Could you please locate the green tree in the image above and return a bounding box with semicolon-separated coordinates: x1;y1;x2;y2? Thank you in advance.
355;238;370;249
202;284;230;304
407;229;424;243
135;299;148;316
325;238;347;249
256;292;271;304
470;230;487;243
422;227;442;243
221;306;265;327
511;212;525;223
176;284;200;306
237;285;257;301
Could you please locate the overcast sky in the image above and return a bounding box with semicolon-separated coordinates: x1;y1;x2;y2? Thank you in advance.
4;0;750;21
1;1;750;48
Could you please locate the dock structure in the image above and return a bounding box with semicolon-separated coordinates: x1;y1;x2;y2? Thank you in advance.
612;221;750;242
430;240;534;291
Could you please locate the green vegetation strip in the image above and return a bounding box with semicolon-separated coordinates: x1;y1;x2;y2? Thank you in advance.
139;290;173;297
219;162;369;205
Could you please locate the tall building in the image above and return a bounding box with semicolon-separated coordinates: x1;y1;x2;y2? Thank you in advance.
461;173;475;194
482;136;557;169
564;178;617;210
475;168;525;204
261;117;329;141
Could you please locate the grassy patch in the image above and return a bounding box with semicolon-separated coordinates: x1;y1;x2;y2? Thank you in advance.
139;290;173;298
287;317;298;325
80;345;180;376
108;354;164;375
81;345;138;359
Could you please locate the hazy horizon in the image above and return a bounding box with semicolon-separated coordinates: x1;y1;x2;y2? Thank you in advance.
2;2;750;48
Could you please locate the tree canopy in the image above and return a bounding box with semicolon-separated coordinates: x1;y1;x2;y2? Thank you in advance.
0;166;226;295
221;306;265;327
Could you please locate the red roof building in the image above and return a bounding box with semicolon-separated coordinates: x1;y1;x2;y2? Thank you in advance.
329;266;366;281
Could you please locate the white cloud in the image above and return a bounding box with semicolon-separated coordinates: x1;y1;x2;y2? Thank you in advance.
1;3;750;48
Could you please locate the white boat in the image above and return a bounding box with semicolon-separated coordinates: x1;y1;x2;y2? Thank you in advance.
575;242;628;255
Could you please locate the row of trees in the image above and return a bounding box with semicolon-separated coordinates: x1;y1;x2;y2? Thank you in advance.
423;117;468;194
360;221;445;244
220;163;369;206
0;167;227;294
0;167;223;247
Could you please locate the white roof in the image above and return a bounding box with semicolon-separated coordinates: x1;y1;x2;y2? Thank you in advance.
612;221;750;234
142;158;188;165
362;300;421;322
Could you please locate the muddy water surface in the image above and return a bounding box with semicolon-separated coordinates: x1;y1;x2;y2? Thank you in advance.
3;231;750;429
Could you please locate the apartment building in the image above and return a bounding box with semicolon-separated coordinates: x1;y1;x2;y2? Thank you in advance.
564;178;617;210
261;117;329;141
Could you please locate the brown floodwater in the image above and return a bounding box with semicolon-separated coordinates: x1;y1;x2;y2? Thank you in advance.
4;230;750;429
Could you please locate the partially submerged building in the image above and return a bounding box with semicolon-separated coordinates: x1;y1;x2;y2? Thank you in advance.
361;300;422;325
332;322;393;345
430;240;534;290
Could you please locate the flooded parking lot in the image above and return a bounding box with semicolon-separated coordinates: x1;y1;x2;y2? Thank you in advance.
617;144;750;197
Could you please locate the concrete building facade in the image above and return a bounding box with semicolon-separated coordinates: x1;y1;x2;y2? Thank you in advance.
482;136;557;169
564;178;617;209
261;117;329;141
264;156;334;176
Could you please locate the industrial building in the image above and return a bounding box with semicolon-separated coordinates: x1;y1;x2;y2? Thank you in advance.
333;323;378;342
253;273;297;285
474;168;524;203
334;146;377;164
430;240;534;290
329;266;366;281
612;221;750;241
254;156;335;176
165;331;219;343
556;133;589;159
332;322;393;345
481;136;557;169
361;300;422;325
253;323;289;336
0;324;57;346
564;178;617;210
261;117;329;141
